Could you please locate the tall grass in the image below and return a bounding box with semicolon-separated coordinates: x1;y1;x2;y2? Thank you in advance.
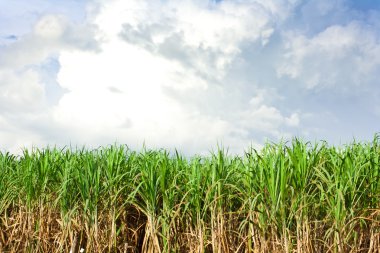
0;136;380;252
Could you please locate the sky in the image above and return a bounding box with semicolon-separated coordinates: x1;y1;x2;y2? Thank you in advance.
0;0;380;155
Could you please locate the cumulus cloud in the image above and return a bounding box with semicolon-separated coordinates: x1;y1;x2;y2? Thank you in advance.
278;21;380;90
1;0;380;155
0;69;46;113
50;0;304;154
0;13;100;153
0;15;99;69
117;0;292;80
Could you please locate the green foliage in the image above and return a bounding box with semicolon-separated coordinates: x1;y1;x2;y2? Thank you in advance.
0;136;380;252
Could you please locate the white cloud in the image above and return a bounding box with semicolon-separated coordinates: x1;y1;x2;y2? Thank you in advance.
48;0;303;154
34;15;66;39
0;15;99;69
0;69;46;113
0;14;99;152
238;90;300;138
2;0;379;155
277;21;380;90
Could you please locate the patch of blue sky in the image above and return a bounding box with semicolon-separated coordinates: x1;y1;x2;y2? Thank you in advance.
37;56;66;106
347;0;380;11
283;0;380;37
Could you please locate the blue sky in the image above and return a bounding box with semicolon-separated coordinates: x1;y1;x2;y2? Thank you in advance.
350;0;380;10
0;0;379;155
